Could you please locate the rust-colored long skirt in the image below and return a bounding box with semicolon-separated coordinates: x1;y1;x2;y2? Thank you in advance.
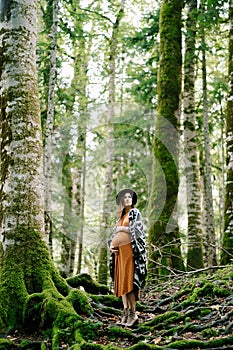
114;242;135;297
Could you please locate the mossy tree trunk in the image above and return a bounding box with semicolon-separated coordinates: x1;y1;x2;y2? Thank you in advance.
0;2;89;345
221;0;233;265
183;0;204;270
60;153;73;277
148;0;185;277
98;2;126;285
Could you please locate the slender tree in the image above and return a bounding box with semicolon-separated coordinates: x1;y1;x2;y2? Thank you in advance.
199;1;217;266
55;2;93;276
148;0;185;277
43;0;58;255
98;1;126;285
221;0;233;264
183;0;204;270
60;153;73;277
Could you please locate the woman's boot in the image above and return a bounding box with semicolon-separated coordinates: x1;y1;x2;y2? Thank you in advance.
117;308;128;325
126;308;138;327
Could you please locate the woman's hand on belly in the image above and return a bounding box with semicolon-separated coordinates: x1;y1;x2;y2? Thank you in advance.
110;246;119;255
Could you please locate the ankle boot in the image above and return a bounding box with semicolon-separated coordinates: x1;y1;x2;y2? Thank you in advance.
116;308;128;325
126;308;138;327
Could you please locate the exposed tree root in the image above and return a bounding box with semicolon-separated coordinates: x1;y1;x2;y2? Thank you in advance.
1;266;233;349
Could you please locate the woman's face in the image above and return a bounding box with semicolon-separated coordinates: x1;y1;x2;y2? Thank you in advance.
123;193;132;207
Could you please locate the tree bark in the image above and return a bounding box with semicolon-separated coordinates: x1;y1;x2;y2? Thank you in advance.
44;0;58;255
200;2;217;266
0;2;80;341
221;0;233;264
148;0;185;277
98;1;126;285
183;0;204;270
0;0;49;325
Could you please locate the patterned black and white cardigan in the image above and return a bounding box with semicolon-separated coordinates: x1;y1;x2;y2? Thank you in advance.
109;208;147;290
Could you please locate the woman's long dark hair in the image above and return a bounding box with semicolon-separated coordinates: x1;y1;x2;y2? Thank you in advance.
117;194;134;218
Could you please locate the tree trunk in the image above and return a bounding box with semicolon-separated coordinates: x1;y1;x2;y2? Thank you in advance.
148;0;185;277
0;3;87;344
98;2;126;285
60;153;73;277
44;0;58;255
183;0;204;270
221;0;233;264
0;0;58;326
200;3;217;266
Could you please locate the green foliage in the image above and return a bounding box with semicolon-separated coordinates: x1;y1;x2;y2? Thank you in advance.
125;11;160;108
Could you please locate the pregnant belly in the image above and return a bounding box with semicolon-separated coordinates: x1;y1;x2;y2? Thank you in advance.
112;231;131;247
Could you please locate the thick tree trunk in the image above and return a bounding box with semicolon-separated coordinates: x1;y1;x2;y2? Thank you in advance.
0;3;87;344
0;0;51;326
183;0;204;270
221;0;233;264
148;0;185;277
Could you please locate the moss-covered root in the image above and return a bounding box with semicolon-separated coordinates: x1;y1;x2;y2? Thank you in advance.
66;289;93;316
67;273;110;294
167;335;233;349
80;342;159;350
24;286;96;349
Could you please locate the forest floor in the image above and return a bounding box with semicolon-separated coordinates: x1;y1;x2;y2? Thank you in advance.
89;265;233;349
1;265;233;349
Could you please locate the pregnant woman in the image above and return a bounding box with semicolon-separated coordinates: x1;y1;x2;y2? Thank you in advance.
109;189;147;327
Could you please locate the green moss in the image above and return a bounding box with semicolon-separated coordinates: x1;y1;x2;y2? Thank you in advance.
89;294;122;309
201;327;218;338
0;260;28;330
67;274;109;295
77;320;102;342
168;336;233;349
128;343;158;350
71;345;82;350
81;344;104;350
145;311;182;327
199;308;212;317
167;339;204;349
108;326;137;340
18;339;39;349
66;289;93;316
213;286;231;297
23;293;44;331
0;338;15;349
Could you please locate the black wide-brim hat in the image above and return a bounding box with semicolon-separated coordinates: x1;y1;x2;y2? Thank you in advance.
116;189;137;205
